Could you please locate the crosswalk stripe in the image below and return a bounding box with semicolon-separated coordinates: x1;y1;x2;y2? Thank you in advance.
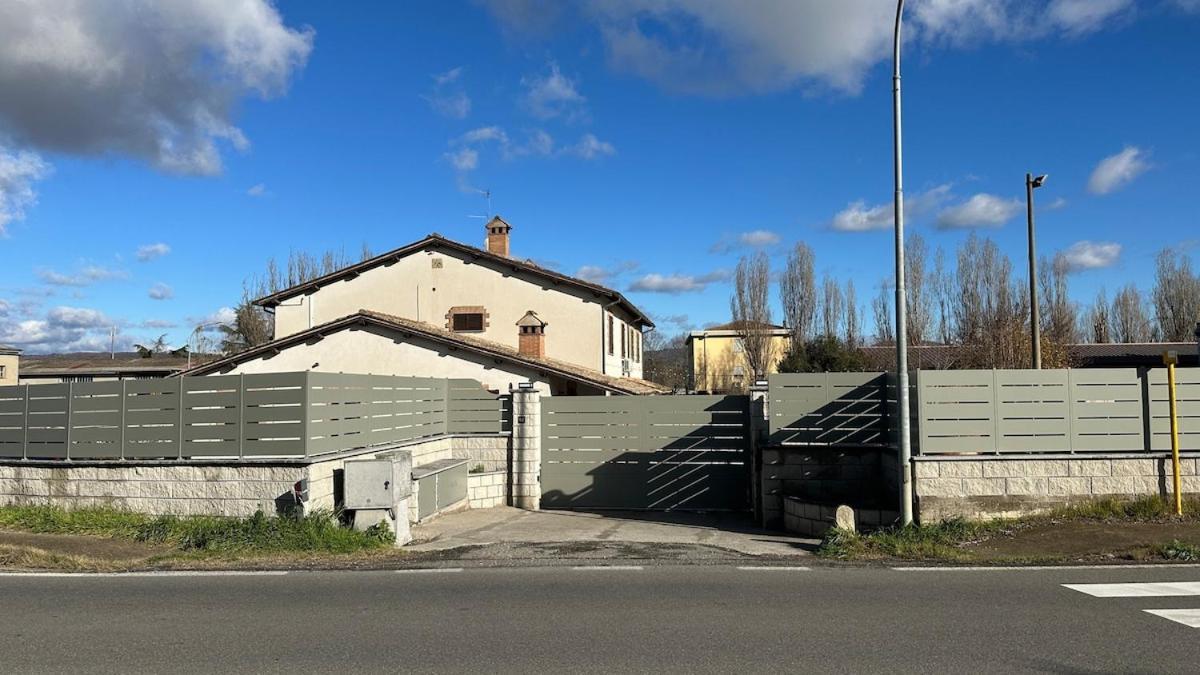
1063;582;1200;597
736;566;811;571
1144;609;1200;627
571;565;643;571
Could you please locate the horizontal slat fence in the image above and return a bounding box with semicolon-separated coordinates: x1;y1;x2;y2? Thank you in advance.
769;373;891;447
541;395;750;510
915;368;1200;455
0;372;504;462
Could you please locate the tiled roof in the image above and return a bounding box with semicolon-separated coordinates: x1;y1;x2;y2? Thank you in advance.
250;229;653;327
181;310;670;395
0;344;20;355
18;352;217;376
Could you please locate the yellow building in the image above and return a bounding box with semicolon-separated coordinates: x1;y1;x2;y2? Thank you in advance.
0;344;19;386
686;322;791;393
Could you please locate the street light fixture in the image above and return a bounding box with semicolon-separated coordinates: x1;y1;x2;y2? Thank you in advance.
1026;172;1048;369
892;0;913;526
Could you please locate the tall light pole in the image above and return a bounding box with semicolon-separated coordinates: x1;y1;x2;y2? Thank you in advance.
892;0;913;526
1026;173;1047;369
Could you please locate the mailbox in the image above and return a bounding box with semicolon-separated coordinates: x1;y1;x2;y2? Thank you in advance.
344;459;394;510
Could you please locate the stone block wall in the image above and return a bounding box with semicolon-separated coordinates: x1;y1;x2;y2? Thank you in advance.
761;446;894;529
468;470;507;509
915;454;1200;522
782;496;900;538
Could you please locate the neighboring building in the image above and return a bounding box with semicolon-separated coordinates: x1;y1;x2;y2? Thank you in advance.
687;321;791;393
252;216;652;382
17;352;203;385
184;310;667;396
0;344;19;386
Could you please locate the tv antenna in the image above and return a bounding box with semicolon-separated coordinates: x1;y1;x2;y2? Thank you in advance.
467;188;492;222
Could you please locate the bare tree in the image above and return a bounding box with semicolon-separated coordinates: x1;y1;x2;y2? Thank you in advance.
643;330;690;391
872;279;894;346
905;233;932;345
954;234;1031;368
1111;284;1153;343
730;252;775;380
1040;253;1079;346
779;242;817;346
843;279;861;346
1152;248;1200;341
819;274;843;339
1086;288;1111;344
931;246;953;344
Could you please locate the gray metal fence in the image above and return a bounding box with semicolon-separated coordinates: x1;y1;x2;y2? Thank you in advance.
915;368;1200;455
0;373;504;461
768;372;893;447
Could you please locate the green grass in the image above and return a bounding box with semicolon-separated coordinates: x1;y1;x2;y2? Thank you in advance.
0;506;392;554
816;496;1200;562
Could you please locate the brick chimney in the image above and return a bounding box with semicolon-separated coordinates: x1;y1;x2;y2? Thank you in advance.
485;215;512;258
517;310;547;359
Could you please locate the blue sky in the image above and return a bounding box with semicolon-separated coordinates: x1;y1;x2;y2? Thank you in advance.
1;0;1198;353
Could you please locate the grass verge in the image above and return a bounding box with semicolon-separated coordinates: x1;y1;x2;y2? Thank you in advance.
817;495;1200;563
0;505;392;556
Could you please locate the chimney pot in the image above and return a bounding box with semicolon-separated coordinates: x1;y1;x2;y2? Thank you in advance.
516;310;547;359
485;215;512;258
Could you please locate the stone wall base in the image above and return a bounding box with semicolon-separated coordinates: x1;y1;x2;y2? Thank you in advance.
782;496;900;538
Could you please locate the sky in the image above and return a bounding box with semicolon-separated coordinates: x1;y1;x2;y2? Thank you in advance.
0;0;1198;354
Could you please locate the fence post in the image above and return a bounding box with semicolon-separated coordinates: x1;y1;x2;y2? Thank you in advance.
510;387;541;510
21;384;29;460
748;381;769;523
65;382;73;460
119;381;126;460
238;373;245;460
302;372;311;458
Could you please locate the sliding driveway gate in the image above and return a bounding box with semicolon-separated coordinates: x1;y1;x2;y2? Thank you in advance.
540;395;751;510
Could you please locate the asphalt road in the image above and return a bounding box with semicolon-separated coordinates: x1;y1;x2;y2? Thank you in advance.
2;565;1199;674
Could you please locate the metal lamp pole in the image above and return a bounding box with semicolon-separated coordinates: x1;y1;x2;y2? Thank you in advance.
892;0;913;526
1026;173;1047;369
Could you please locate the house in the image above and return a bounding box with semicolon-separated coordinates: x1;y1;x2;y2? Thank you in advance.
186;217;667;395
16;351;204;384
687;321;791;393
0;344;19;386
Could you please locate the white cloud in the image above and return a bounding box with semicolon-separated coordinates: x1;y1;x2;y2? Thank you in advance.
0;0;313;175
1046;196;1068;210
0;305;125;353
484;1;1135;96
136;242;171;262
36;264;129;287
576;260;639;284
1087;146;1149;195
246;183;268;197
832;184;951;232
444;147;479;172
564;133;615;159
457;126;510;145
522;61;587;120
1061;240;1121;271
936;193;1022;229
629;269;731;294
0;146;51;236
187;307;237;329
141;319;178;329
148;282;174;300
710;229;782;252
423;66;472;119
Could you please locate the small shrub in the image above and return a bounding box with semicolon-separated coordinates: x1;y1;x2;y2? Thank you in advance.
469;463;487;474
1155;540;1200;561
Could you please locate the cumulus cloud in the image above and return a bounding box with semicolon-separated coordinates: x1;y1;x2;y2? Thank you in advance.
246;183;268;197
423;66;471;119
576;260;639;284
148;283;174;300
1087;146;1149;195
522;62;587;121
629;269;731;294
563;133;615;159
1061;240;1122;271
0;0;314;176
37;264;129;287
831;184;952;232
0;146;52;236
444;147;479;172
484;1;1134;96
445;127;615;180
935;193;1022;229
0;305;126;353
187;307;238;329
710;229;782;253
141;319;178;329
136;243;171;262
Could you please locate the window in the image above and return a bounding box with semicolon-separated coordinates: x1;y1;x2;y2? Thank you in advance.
0;365;5;379
446;306;488;333
63;375;93;383
621;324;626;359
608;315;614;355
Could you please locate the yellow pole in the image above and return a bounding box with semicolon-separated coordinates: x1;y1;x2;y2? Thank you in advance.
1166;359;1183;516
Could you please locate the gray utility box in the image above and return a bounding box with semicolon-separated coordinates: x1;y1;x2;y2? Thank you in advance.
344;459;395;510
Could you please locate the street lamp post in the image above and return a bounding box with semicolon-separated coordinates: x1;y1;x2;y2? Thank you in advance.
892;0;913;526
1026;173;1047;369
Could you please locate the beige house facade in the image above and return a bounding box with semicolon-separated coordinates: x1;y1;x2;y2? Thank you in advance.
256;217;650;381
687;322;791;393
0;345;19;386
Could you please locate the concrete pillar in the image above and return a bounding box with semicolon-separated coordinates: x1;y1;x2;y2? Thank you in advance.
511;388;542;510
748;382;771;526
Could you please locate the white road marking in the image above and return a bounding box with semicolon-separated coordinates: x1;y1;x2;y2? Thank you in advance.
1063;582;1200;597
1144;609;1200;628
893;564;1200;572
395;568;463;574
571;565;643;571
736;566;811;571
0;571;289;578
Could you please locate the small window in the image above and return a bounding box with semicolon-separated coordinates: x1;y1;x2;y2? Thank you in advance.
0;365;5;378
63;375;93;383
608;316;614;355
452;313;485;332
621;325;626;359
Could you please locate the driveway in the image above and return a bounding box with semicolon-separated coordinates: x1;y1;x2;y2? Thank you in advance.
409;507;816;558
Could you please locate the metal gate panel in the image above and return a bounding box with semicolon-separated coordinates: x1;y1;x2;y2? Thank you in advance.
541;395;750;510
